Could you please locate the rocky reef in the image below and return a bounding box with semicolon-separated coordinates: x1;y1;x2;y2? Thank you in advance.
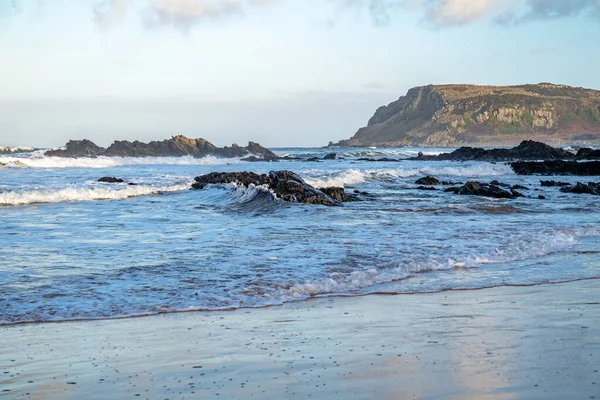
333;83;600;147
511;160;600;176
415;140;575;162
192;170;359;206
45;135;277;159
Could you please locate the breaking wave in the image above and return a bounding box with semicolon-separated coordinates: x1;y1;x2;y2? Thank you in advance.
0;155;241;169
0;183;190;206
304;164;514;188
278;228;582;299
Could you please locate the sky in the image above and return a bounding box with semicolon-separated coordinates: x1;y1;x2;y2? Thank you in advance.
1;0;599;148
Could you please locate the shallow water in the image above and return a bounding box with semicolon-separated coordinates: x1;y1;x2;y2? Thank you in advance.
1;147;599;324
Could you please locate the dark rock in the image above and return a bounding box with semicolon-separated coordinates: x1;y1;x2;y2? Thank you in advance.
444;187;460;193
576;148;600;160
98;177;125;183
560;182;600;195
306;157;321;162
415;176;440;185
45;136;278;159
512;184;529;190
511;160;600;175
357;157;402;162
192;170;358;206
192;172;266;190
353;190;369;195
510;188;524;197
320;187;359;202
490;180;511;188
323;153;337;160
241;156;280;162
540;180;570;187
415;140;575;162
538;195;546;199
454;181;518;199
441;180;462;185
416;186;437;191
46;140;104;157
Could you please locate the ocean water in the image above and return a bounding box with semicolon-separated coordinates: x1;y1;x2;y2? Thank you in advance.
1;147;599;324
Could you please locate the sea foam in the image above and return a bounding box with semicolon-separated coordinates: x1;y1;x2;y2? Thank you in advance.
304;164;514;188
0;183;190;206
0;155;241;169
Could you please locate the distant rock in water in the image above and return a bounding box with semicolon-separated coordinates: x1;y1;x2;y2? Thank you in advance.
332;83;600;147
415;140;575;162
511;160;600;176
45;135;277;159
98;177;125;183
192;170;359;206
576;148;600;160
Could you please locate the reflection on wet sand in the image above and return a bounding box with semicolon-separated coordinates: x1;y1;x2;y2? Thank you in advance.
1;280;598;399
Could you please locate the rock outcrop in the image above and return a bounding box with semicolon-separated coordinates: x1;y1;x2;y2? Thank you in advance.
511;161;600;176
46;135;277;159
333;83;600;147
192;170;358;206
559;182;600;195
446;182;523;199
415;140;575;162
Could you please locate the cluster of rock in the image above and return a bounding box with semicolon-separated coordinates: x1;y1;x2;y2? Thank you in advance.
45;135;277;159
413;176;525;199
413;174;600;198
414;141;585;162
511;160;600;176
559;182;599;195
192;170;360;206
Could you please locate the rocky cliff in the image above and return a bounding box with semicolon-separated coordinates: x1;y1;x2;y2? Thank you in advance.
334;83;600;147
45;135;277;159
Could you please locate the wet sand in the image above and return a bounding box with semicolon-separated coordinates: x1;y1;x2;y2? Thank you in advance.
1;279;599;399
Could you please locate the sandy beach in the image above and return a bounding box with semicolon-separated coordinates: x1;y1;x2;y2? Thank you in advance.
1;279;599;400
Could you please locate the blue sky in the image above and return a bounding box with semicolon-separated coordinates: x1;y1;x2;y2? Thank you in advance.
1;0;599;147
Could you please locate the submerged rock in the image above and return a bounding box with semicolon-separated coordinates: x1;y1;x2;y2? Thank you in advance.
323;153;337;160
192;170;359;206
511;160;600;175
559;182;600;195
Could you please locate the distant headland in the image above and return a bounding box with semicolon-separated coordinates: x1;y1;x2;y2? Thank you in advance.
331;83;600;148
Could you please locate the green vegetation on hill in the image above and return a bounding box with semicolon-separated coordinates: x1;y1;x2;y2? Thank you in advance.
334;83;600;147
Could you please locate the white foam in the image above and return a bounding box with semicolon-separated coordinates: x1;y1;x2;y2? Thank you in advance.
304;169;367;188
0;146;34;153
303;164;514;188
0;183;190;206
0;155;241;169
277;229;581;299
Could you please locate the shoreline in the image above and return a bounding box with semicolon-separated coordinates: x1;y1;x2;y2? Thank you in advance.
2;279;599;399
2;277;599;327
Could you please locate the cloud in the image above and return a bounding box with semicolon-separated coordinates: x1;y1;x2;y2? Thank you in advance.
419;0;600;27
93;0;273;30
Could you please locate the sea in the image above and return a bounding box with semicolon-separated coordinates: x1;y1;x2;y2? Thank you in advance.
1;146;599;325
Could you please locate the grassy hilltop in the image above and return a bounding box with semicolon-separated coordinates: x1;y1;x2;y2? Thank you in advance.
335;83;600;147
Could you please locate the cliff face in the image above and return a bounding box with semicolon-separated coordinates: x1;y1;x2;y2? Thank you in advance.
335;83;600;147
